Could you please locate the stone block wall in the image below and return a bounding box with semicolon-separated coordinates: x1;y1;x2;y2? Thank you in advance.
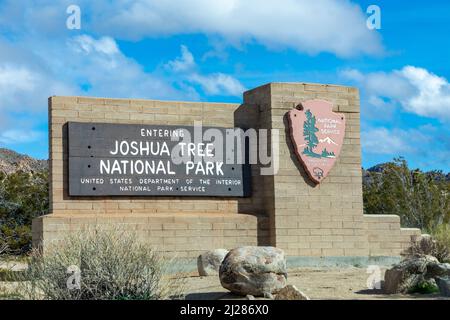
32;213;268;258
364;215;421;256
34;96;271;256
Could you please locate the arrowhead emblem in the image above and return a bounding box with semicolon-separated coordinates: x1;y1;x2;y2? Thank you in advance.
287;100;346;184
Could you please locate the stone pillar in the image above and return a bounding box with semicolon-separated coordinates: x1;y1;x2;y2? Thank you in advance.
243;82;420;257
243;83;366;256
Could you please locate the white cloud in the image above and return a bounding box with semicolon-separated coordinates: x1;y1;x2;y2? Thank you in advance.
65;35;185;99
0;0;383;58
0;64;76;113
362;125;450;170
73;35;120;56
189;73;246;97
0;35;245;122
362;127;432;155
340;69;364;82
95;0;383;57
362;128;411;155
0;129;43;144
401;66;450;119
342;66;450;121
67;39;245;98
166;45;195;72
167;45;245;97
0;65;37;92
0;35;188;148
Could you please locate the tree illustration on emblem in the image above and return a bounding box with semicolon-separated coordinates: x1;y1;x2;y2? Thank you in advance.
302;109;321;158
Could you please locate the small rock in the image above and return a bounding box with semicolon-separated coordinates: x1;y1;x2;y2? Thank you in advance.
245;295;255;300
219;246;287;296
197;249;229;276
275;285;309;300
436;277;450;297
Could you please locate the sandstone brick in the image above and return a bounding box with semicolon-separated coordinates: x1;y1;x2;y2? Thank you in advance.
163;223;188;230
322;248;345;256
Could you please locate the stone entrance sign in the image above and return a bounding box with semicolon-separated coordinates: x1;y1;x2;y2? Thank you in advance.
67;122;251;197
33;82;421;261
288;100;346;183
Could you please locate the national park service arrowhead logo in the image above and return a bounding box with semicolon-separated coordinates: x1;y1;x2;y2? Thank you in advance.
287;100;346;184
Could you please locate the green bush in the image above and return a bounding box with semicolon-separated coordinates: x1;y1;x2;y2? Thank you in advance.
19;227;186;300
409;279;440;294
363;158;449;231
432;224;450;263
0;170;49;254
403;233;450;263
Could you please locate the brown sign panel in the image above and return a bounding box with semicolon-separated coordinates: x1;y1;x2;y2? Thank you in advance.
67;122;251;197
287;100;346;183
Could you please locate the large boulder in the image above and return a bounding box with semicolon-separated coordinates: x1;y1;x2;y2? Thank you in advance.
219;246;287;296
197;249;229;276
384;255;438;294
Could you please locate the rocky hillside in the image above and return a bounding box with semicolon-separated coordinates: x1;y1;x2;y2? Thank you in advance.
0;148;48;175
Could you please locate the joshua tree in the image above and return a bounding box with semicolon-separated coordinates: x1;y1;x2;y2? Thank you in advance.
303;109;320;157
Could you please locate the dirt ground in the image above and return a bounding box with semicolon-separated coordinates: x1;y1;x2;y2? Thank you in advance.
1;263;448;300
182;267;449;300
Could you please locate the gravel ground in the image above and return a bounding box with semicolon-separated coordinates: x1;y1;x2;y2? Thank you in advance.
182;267;449;300
1;264;448;300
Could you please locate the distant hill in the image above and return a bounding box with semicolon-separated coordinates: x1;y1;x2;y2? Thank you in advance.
362;162;450;185
0;148;48;175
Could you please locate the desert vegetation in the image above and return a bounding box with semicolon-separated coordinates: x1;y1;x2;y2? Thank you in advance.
363;158;450;256
10;227;186;300
0;170;48;255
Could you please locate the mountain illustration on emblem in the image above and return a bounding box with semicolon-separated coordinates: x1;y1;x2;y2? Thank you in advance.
319;137;338;145
302;109;336;159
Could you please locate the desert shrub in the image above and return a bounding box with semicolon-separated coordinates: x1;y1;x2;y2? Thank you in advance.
19;227;186;300
403;231;450;263
0;225;32;255
363;158;449;231
0;170;49;254
432;224;450;263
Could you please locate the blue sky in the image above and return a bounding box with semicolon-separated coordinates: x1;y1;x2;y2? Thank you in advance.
0;0;449;172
